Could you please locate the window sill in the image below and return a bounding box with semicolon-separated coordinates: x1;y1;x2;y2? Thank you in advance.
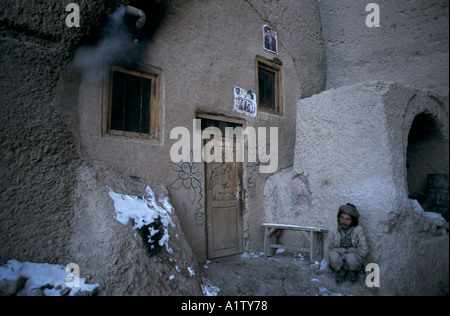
102;131;162;146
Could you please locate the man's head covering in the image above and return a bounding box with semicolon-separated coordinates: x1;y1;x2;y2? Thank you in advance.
339;203;360;220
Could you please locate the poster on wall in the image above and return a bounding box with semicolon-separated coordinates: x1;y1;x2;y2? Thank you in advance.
233;86;257;118
263;25;278;54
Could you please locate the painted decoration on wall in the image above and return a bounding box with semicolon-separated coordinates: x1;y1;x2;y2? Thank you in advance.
263;25;278;54
169;160;204;227
233;86;257;118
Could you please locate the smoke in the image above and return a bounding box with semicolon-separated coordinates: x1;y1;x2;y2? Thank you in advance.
72;6;135;81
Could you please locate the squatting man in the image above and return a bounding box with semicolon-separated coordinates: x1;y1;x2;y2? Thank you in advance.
327;203;369;286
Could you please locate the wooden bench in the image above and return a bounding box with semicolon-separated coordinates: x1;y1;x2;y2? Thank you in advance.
261;223;328;263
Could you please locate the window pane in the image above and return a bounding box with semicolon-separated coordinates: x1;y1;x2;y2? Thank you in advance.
124;74;142;133
258;67;276;111
111;71;125;131
140;77;151;134
110;70;152;134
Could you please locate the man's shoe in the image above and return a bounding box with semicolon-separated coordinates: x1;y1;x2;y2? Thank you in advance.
349;272;359;285
335;273;346;287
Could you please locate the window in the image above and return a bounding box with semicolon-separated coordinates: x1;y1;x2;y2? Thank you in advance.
105;65;160;139
256;57;283;116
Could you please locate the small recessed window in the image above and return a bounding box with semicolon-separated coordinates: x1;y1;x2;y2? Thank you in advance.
256;57;283;116
105;65;160;139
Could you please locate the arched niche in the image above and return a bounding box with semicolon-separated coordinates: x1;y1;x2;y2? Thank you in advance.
406;112;449;221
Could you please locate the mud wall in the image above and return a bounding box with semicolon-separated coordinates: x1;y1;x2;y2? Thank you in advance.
265;81;449;295
264;0;449;295
0;0;115;265
0;0;203;295
71;0;326;260
319;0;449;94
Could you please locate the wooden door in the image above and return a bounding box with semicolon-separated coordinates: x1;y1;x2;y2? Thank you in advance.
205;134;243;259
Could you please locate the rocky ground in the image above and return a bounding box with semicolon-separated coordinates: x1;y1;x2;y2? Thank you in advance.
200;251;378;296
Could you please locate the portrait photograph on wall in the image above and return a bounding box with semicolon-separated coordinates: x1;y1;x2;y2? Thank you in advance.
263;25;278;54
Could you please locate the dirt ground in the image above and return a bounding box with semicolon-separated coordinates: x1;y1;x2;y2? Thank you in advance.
199;251;379;296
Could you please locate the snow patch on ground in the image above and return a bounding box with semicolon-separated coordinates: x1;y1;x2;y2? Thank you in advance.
0;260;99;296
187;267;195;276
410;199;447;227
317;287;344;296
275;248;286;255
201;277;221;296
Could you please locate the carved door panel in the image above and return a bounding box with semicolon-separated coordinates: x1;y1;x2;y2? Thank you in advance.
205;136;243;259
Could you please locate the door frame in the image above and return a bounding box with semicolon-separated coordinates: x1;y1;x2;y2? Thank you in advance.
198;114;246;259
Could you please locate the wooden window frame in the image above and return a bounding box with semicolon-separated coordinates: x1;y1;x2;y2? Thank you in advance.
103;64;161;141
255;56;283;116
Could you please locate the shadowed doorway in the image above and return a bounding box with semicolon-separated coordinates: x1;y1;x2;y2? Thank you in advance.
406;112;449;221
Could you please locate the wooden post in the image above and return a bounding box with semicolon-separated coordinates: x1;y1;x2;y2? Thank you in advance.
311;231;324;263
264;227;275;256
